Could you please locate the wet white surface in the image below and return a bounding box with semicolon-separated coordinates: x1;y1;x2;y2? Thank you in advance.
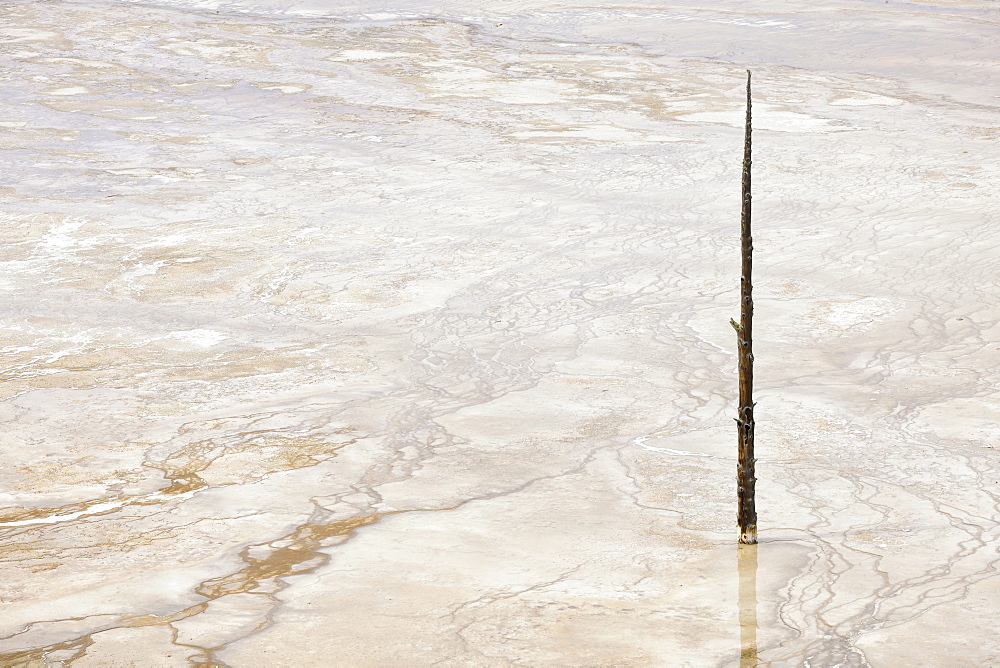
0;0;998;665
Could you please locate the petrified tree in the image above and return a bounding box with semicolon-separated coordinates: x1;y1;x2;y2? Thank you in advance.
731;70;757;545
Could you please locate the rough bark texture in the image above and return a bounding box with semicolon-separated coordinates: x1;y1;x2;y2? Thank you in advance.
734;70;757;545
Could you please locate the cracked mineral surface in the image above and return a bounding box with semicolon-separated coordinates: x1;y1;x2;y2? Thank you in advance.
1;0;998;665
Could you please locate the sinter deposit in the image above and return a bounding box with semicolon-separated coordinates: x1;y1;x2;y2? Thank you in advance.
1;0;998;664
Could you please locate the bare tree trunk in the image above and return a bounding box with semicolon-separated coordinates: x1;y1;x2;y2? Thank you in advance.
732;70;757;545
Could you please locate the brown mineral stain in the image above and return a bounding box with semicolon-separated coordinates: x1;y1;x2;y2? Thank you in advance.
196;514;384;599
0;511;401;665
27;562;60;573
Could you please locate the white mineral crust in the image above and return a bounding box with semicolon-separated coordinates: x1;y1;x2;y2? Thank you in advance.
0;0;997;665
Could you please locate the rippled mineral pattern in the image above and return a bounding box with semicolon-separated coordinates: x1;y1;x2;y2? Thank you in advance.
0;0;998;665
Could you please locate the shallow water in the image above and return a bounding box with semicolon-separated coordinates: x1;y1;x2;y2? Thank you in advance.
1;0;998;665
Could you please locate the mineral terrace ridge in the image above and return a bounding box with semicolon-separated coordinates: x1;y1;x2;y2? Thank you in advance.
0;0;998;665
